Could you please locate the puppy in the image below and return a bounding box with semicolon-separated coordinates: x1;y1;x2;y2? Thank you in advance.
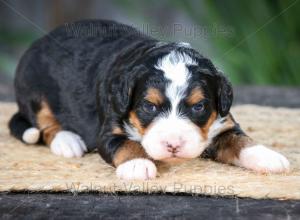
9;20;290;180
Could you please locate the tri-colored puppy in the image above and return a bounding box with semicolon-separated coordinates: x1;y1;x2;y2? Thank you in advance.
9;20;290;180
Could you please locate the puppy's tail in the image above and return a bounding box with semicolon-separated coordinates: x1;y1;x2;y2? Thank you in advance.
8;112;40;144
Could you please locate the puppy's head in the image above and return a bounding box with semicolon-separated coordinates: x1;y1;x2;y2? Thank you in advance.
120;45;233;161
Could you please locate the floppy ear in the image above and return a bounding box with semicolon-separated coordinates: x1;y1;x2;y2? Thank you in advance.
111;65;147;116
112;79;132;115
217;72;233;117
111;72;135;116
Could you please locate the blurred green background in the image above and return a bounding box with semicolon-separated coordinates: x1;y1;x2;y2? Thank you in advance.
1;0;299;85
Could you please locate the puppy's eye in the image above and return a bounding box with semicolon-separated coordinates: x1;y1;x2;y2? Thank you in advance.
142;102;157;113
192;102;204;112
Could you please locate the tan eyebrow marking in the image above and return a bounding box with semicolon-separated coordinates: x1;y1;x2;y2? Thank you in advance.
187;87;205;105
145;88;164;105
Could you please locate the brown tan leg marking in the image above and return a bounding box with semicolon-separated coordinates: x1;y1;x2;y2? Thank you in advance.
37;101;61;146
113;140;148;167
214;133;253;164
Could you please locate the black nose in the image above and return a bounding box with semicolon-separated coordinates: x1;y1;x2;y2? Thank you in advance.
167;144;180;153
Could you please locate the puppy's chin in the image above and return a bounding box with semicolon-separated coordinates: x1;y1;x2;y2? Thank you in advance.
158;157;191;165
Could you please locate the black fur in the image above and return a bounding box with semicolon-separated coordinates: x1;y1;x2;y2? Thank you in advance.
216;71;233;117
8;112;32;142
10;19;234;165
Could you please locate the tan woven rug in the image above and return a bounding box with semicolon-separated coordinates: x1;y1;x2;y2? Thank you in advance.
0;102;299;199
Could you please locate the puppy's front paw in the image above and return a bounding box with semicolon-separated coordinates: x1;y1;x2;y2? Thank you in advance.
234;144;290;173
116;158;157;180
50;131;87;158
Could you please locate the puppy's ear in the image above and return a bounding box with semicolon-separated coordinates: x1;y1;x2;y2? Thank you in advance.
217;72;233;117
111;74;135;116
111;65;146;116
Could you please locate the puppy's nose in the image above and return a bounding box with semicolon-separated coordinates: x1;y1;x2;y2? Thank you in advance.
162;139;184;153
167;144;179;153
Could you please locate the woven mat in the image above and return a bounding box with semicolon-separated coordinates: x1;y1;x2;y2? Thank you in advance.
0;102;299;199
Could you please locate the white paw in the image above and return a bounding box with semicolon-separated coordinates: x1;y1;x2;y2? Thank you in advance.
50;131;87;158
22;127;40;144
116;158;157;180
234;144;290;173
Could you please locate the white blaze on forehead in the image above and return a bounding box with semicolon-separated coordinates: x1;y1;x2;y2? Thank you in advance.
155;50;196;87
155;51;197;115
